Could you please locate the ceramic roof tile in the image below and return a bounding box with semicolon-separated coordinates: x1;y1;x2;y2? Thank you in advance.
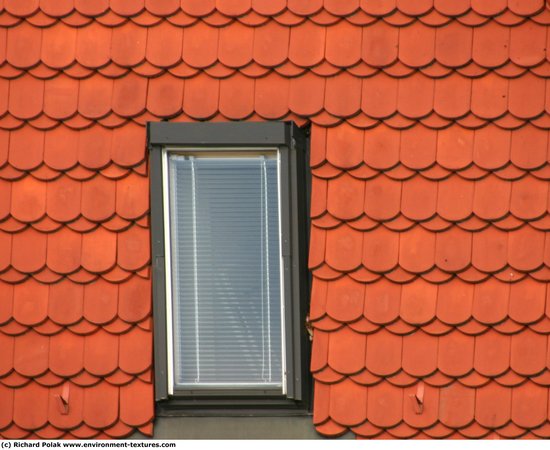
511;329;547;376
255;73;290;119
219;74;254;120
13;382;49;431
438;383;475;428
510;21;546;67
83;329;118;377
367;382;403;428
473;383;511;429
363;279;401;324
182;74;219;119
117;225;150;271
362;227;399;273
361;74;398;119
402;331;438;377
512;382;548;429
13;330;49;377
43;75;79;121
400;279;437;325
9;76;44;121
398;23;435;68
46;228;81;274
365;329;402;376
49;331;84;377
81;175;116;222
83;382;118;429
78;82;114;125
13;279;48;326
509;279;546;324
75;23;111;69
145;73;182;118
11;228;47;274
398;226;435;273
323;326;362;375
508;226;545;272
119;327;152;375
437;330;475;377
325;73;362;119
325;224;363;272
48;280;84;326
363;124;400;170
119;379;153;427
83;281;117;326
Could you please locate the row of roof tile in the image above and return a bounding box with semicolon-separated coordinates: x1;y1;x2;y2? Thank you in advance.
4;72;550;125
311;325;550;379
313;174;550;224
0;327;151;379
0;225;149;276
0;174;148;223
0;380;152;436
313;124;550;172
2;21;549;72
0;0;547;24
5;60;550;82
310;277;550;327
0;125;146;171
314;379;550;437
0;277;150;327
310;224;550;275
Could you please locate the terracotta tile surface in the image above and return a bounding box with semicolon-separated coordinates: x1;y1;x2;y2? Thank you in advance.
1;0;550;440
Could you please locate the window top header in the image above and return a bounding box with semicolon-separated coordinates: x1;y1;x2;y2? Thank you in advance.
147;121;306;148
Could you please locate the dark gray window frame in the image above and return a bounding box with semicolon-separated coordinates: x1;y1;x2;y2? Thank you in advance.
147;121;311;415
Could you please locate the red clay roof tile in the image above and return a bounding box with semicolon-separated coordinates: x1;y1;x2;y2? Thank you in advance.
510;21;546;67
13;330;49;377
9;76;44;121
119;379;153;427
511;329;547;376
48;280;84;326
11;228;46;274
47;228;82;275
83;382;118;429
325;277;364;323
365;330;402;376
330;378;367;426
13;381;49;430
398;226;435;273
361;74;398;119
219;74;254;120
113;326;147;372
83;329;118;377
438;330;475;377
325;224;363;272
78;77;114;121
367;382;403;428
75;23;111;69
46;176;81;223
438;383;475;428
512;382;548;428
13;280;48;327
83;280;117;326
146;73;183;118
327;327;366;375
81;175;115;222
402;331;438;377
49;332;84;377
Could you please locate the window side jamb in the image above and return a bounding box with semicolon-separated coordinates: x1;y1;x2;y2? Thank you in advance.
149;143;169;402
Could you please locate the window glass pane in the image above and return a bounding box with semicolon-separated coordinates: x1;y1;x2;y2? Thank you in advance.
168;153;283;389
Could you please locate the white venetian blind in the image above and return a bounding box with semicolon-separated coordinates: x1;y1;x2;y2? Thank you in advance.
168;152;284;389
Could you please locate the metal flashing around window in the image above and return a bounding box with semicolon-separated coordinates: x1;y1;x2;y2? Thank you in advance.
148;122;310;415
